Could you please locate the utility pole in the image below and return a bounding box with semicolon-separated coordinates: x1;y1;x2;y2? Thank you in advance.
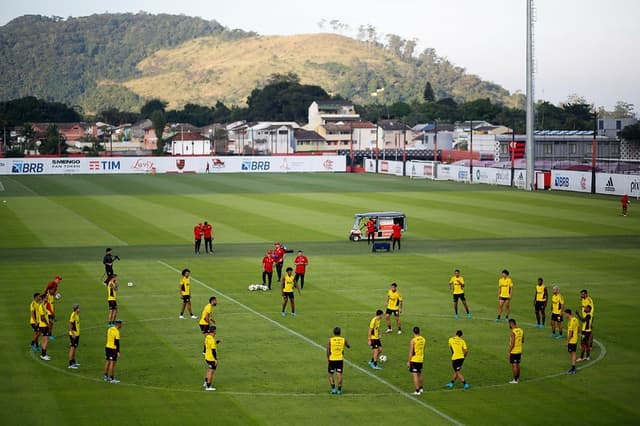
525;0;536;191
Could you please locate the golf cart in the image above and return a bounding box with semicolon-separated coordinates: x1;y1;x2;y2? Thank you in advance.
349;212;406;241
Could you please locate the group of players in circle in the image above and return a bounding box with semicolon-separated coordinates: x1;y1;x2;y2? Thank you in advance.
329;269;596;396
28;248;596;394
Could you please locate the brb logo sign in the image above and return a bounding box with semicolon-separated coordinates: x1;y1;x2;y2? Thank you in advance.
241;160;271;171
554;176;570;187
11;161;44;174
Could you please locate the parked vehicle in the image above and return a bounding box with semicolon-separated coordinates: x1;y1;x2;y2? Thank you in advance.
349;212;406;241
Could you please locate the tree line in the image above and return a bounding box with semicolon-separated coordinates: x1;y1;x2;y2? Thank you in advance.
2;75;637;156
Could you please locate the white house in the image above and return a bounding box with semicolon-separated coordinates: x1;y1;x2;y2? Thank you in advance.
307;100;360;130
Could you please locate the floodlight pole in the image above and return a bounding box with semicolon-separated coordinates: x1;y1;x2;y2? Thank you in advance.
525;0;536;191
591;111;597;193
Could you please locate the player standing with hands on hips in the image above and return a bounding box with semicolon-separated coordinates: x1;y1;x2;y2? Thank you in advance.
281;267;301;316
496;270;513;322
384;282;403;334
449;269;471;319
294;250;309;289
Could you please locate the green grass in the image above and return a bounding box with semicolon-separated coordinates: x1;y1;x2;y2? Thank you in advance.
1;173;639;425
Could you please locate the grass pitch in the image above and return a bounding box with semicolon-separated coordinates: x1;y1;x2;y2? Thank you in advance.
1;173;639;425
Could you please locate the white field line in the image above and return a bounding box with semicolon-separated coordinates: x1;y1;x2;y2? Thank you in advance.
159;260;463;426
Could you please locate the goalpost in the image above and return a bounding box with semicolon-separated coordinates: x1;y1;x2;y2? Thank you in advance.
408;160;438;180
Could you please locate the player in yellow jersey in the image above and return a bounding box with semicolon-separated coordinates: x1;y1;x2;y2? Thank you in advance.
36;294;51;360
203;326;221;391
30;292;42;351
104;320;122;383
407;326;426;395
549;285;565;338
199;296;218;333
565;309;579;374
179;268;197;319
508;319;524;383
384;282;403;334
368;310;384;370
107;274;118;326
68;304;80;369
533;277;548;328
496;270;513;322
327;326;351;395
577;305;593;362
44;288;56;338
446;330;470;389
281;267;301;316
580;289;595;320
449;269;471;319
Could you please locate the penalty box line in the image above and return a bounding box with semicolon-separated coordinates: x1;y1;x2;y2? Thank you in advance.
158;260;463;426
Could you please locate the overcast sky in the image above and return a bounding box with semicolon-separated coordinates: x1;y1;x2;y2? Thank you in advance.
2;0;638;111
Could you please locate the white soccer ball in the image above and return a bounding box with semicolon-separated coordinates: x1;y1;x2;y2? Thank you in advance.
248;284;256;291
54;292;62;300
127;282;133;287
378;354;387;363
261;285;268;291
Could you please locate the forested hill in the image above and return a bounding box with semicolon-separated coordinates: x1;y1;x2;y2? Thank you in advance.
0;13;519;113
0;13;253;111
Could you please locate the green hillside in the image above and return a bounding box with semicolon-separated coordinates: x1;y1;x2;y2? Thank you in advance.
0;13;519;113
0;13;252;112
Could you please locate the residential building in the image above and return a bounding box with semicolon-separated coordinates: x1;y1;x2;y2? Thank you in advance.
377;120;410;151
597;117;638;139
167;132;211;155
245;122;299;154
316;122;351;151
351;121;377;150
307;100;360;130
294;129;326;152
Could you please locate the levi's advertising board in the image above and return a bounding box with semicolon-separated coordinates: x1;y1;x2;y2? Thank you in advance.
550;170;591;193
0;156;346;175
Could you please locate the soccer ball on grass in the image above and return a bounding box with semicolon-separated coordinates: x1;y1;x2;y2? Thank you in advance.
54;292;62;300
378;354;387;363
127;282;134;287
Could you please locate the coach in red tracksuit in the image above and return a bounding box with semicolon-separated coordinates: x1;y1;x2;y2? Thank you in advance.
366;218;377;245
194;223;203;255
391;223;402;251
203;221;213;254
273;242;285;281
262;250;275;289
294;250;309;289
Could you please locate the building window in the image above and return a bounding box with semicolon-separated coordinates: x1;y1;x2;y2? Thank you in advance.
543;143;552;155
611;144;620;156
616;120;622;130
500;144;508;155
598;120;604;130
568;143;577;154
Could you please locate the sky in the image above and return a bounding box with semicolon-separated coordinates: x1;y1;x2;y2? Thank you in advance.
2;0;639;112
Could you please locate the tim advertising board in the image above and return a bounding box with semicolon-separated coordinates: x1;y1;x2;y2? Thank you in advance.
0;156;346;175
550;170;591;193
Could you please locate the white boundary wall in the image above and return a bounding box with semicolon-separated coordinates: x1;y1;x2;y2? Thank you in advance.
550;170;592;193
0;155;346;175
596;173;640;197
